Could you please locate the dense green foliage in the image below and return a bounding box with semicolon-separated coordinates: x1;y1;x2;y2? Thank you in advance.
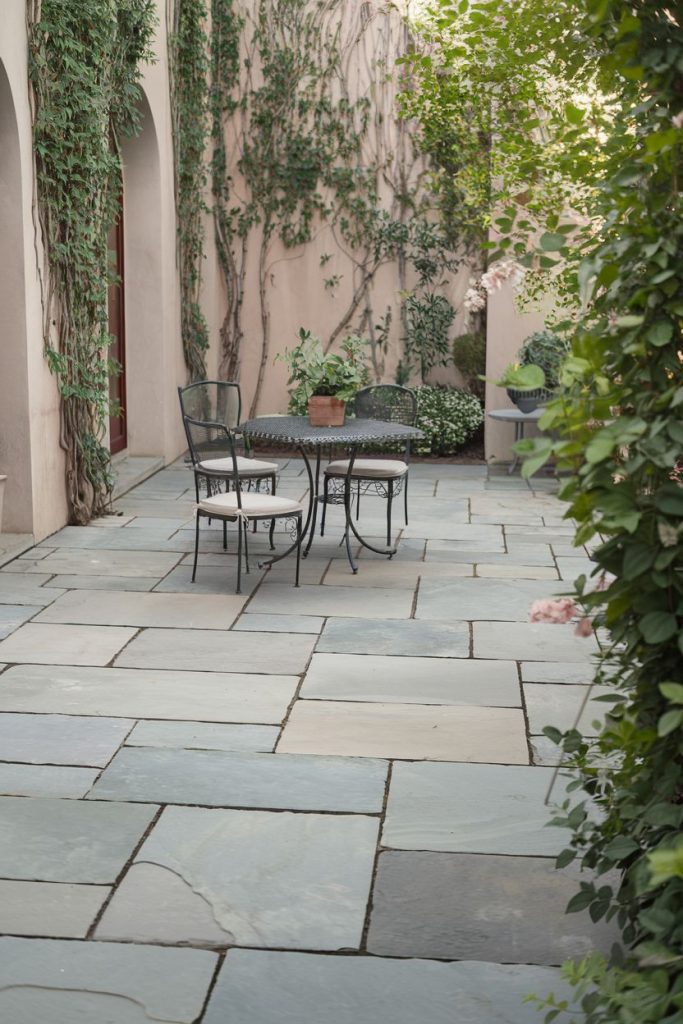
169;0;211;381
403;292;456;384
413;1;683;1020
517;331;570;391
413;385;483;456
28;0;155;523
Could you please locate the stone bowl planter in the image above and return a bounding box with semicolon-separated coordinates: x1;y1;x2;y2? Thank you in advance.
506;387;553;414
308;396;346;427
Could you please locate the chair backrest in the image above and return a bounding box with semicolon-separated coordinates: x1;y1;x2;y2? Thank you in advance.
354;385;417;426
183;417;245;506
178;381;242;430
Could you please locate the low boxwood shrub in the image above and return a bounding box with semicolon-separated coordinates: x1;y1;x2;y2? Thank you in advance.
413;384;484;456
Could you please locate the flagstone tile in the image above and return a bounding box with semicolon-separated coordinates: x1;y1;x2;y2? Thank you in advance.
0;665;297;723
0;623;137;666
0;880;109;938
203;949;568;1024
474;621;600;662
475;564;559;580
383;762;570;855
524;683;613;736
416;578;554;621
0;796;156;882
0;763;98;798
323;560;472;588
0;605;40;639
90;515;135;527
115;628;315;674
126;720;278;752
366;851;617;964
556;556;598;581
316;617;469;657
530;735;563;766
96;807;378;949
35;589;244;629
0;937;217;1022
154;563;265;595
0;713;133;766
301;654;519;707
248;583;414;619
278;701;528;763
521;661;595;684
44;527;191;552
0;573;64;606
235;612;324;633
44;574;160;592
11;549;182;577
89;747;387;812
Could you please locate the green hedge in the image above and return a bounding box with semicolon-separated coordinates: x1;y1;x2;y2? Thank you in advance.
413;385;483;456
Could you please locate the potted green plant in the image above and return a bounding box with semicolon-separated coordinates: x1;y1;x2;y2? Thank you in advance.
511;330;569;412
486;362;547;413
278;329;369;426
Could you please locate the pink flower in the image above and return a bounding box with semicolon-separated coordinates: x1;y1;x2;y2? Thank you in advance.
673;111;683;130
529;597;577;624
574;617;594;638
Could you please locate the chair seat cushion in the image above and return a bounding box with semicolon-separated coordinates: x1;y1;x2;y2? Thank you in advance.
197;492;303;518
325;458;408;479
198;455;278;477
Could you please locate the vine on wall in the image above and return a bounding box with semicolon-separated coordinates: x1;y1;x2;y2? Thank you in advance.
169;0;211;381
28;0;155;523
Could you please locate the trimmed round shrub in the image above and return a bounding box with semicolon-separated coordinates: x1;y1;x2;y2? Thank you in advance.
413;385;484;456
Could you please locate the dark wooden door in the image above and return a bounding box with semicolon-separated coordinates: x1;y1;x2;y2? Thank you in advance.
108;194;127;454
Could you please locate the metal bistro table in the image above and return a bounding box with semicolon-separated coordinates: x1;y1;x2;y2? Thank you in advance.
239;415;423;574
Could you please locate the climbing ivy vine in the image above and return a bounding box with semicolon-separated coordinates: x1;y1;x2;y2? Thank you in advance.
169;0;211;381
28;0;155;524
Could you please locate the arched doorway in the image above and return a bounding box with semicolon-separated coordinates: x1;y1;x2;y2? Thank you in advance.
0;61;32;533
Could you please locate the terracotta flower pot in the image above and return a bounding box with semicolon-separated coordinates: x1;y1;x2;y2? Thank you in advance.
308;396;346;427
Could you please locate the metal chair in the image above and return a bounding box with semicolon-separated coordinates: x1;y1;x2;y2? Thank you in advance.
178;379;278;512
187;418;303;594
320;384;417;546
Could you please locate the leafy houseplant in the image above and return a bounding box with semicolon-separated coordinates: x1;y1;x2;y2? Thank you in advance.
487;362;547;413
507;330;569;412
279;329;369;426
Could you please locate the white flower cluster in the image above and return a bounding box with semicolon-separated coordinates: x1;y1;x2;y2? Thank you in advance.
414;385;484;456
463;259;525;314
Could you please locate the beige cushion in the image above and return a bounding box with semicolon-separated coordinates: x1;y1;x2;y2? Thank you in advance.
197;491;303;518
198;455;278;477
325;458;408;479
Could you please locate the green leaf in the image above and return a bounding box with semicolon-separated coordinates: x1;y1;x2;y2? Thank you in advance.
565;102;584;125
640;611;678;643
623;545;655;578
657;709;683;737
655;484;683;516
585;435;616;464
539;232;567;252
660;682;683;704
566;889;594;914
647;321;674;347
603;836;640;862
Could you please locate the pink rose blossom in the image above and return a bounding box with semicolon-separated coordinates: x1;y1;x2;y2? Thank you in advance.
574;617;594;638
529;597;577;624
673;111;683;130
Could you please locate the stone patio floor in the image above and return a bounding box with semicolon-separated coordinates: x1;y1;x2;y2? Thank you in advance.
0;457;614;1022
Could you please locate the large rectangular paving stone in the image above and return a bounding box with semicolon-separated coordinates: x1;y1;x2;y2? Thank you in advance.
301;654;519;707
522;661;594;684
0;623;137;666
96;807;378;949
89;747;387;812
0;713;133;765
248;583;413;619
204;949;569;1024
0;573;65;606
0;880;109;938
0;937;217;1023
36;589;245;629
367;851;618;965
126;720;279;752
383;762;570;856
13;549;182;577
474;621;600;662
0;605;41;639
524;683;613;736
116;628;315;674
155;563;265;596
416;579;554;621
322;560;471;589
45;574;160;592
317;617;469;657
0;763;98;798
0;796;156;882
235;613;324;634
279;701;528;763
0;665;297;723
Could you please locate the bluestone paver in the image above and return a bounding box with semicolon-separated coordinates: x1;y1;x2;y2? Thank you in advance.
0;622;137;666
474;620;600;661
0;880;109;938
416;578;555;621
0;713;133;765
115;627;315;674
248;582;413;618
317;616;469;657
35;588;245;629
126;719;279;752
0;605;40;639
0;763;99;798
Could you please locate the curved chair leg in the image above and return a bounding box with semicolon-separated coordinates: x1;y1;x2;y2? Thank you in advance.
223;520;228;550
404;473;409;526
387;480;394;549
320;476;330;537
236;517;243;595
356;480;361;519
243;521;251;574
295;514;302;586
269;473;276;550
192;513;200;582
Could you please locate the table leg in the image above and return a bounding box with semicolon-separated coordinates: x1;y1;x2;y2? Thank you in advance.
340;447;399;573
508;421;525;475
256;444;316;570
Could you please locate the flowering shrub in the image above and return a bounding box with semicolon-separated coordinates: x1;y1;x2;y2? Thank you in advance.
413;385;483;456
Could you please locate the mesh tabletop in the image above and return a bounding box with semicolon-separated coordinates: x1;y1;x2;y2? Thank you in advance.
239;415;423;446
